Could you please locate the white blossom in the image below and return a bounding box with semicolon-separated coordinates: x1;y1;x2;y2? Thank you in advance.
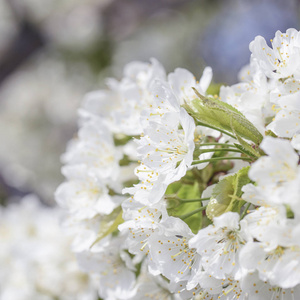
0;195;97;300
189;212;247;279
250;28;300;80
148;216;201;287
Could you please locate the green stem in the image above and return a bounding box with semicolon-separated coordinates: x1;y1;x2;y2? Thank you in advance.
240;202;252;219
198;148;243;154
198;143;237;148
191;156;252;166
180;198;210;203
165;195;210;203
178;206;207;220
196;121;236;139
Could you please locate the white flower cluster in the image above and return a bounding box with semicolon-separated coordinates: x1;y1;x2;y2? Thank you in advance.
0;195;97;300
56;29;300;299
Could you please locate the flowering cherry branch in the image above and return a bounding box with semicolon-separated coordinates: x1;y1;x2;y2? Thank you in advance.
56;29;300;299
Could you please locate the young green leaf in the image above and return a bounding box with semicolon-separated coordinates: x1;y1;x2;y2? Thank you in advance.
186;91;263;145
206;167;251;220
231;117;261;159
167;182;203;233
90;206;123;248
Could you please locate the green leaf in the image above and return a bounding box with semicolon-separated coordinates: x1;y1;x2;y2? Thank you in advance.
230;117;261;159
119;154;132;166
123;179;140;189
211;175;235;205
193;88;244;115
225;167;250;212
113;134;135;146
265;130;277;138
233;166;251;197
165;181;182;195
177;182;199;199
185;91;263;145
233;143;256;158
206;167;251;220
184;100;234;137
167;182;203;233
90;206;123;248
206;198;228;220
285;205;295;219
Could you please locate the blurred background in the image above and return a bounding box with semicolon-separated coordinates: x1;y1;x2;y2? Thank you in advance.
0;1;299;299
0;0;298;206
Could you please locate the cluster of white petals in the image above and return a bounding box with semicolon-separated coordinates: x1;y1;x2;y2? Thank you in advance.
0;195;97;300
56;29;300;299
